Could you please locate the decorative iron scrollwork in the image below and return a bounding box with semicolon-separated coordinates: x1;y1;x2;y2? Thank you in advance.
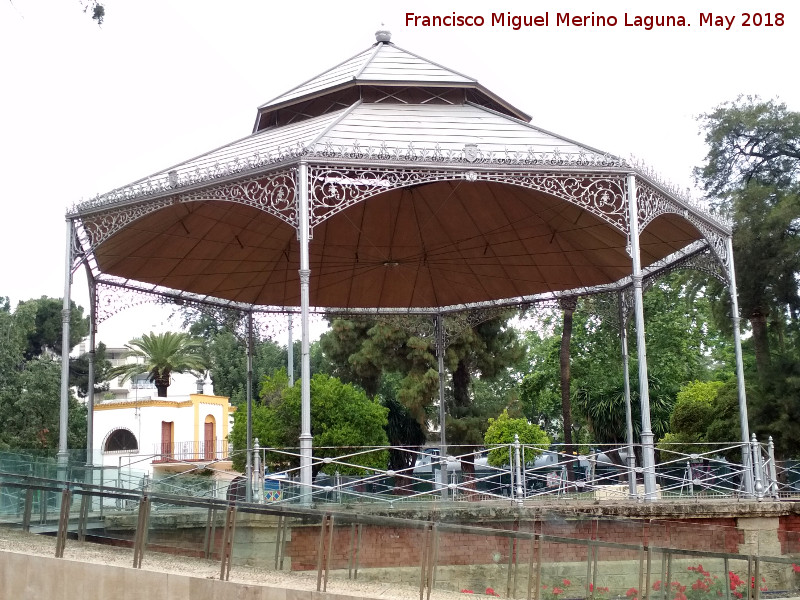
308;165;629;234
178;169;297;229
80;196;175;249
95;282;166;325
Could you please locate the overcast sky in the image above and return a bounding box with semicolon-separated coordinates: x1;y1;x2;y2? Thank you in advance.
1;0;797;345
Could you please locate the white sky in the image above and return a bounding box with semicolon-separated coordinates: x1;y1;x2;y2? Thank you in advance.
1;0;798;346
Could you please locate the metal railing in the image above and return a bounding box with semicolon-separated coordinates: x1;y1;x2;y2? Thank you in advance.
152;439;230;463
239;437;784;506
0;435;791;508
2;472;800;598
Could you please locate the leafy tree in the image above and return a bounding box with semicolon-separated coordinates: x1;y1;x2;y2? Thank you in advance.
69;341;112;398
107;331;207;397
573;377;674;450
483;409;549;468
15;296;88;360
695;96;800;199
695;96;800;377
520;275;725;452
519;328;563;438
379;373;426;488
0;296;87;453
657;380;726;456
749;355;800;459
321;313;522;423
230;370;389;476
445;312;524;476
185;311;302;405
320;313;523;485
0;358;86;451
79;0;105;24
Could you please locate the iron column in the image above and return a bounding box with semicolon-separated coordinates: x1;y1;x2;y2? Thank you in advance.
436;314;448;500
288;313;294;387
626;173;657;500
298;162;313;501
58;219;74;472
246;309;254;502
726;236;754;496
85;269;96;468
619;293;637;498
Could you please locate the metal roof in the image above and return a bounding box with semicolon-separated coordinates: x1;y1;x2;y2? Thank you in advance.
258;40;476;111
252;33;530;130
76;102;617;215
70;31;729;313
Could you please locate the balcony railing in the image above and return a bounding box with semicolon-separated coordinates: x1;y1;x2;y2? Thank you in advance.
152;439;229;463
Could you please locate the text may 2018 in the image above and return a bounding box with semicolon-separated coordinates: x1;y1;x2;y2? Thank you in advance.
404;12;785;31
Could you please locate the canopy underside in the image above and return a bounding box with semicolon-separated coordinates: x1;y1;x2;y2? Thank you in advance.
90;181;703;309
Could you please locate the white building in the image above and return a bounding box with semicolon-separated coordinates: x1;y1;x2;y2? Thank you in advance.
92;348;237;482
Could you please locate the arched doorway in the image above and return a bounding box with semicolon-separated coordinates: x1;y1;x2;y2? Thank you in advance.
204;415;216;461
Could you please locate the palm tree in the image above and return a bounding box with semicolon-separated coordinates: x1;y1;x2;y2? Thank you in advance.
108;331;207;397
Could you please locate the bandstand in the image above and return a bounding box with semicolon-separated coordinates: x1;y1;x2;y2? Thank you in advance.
60;30;752;501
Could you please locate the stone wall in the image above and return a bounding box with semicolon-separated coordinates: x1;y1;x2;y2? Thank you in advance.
0;549;331;600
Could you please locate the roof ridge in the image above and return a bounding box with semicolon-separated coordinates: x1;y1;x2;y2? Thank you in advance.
381;42;478;83
306;99;362;149
257;45;373;110
353;41;384;80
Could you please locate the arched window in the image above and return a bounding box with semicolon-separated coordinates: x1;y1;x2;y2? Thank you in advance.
103;428;138;452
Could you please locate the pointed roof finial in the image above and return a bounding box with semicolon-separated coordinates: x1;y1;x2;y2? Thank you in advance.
375;25;391;43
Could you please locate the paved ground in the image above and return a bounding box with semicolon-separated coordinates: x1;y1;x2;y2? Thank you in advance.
0;526;477;600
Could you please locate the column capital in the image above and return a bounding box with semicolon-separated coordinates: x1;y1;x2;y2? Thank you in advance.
298;269;310;285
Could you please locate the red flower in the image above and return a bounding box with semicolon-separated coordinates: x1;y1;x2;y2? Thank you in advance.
729;572;743;591
589;584;594;592
486;588;500;597
563;579;572;587
793;563;800;573
553;587;564;595
653;581;662;591
460;590;474;594
627;588;639;597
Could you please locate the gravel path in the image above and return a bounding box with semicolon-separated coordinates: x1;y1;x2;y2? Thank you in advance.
0;526;477;600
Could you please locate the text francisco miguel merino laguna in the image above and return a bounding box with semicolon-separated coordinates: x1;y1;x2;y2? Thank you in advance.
406;12;785;31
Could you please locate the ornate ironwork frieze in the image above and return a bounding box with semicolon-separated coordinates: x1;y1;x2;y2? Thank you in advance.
79;196;175;250
178;169;297;229
307;165;630;234
636;180;730;268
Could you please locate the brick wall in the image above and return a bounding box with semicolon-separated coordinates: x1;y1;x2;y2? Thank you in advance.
778;515;800;554
285;517;746;572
